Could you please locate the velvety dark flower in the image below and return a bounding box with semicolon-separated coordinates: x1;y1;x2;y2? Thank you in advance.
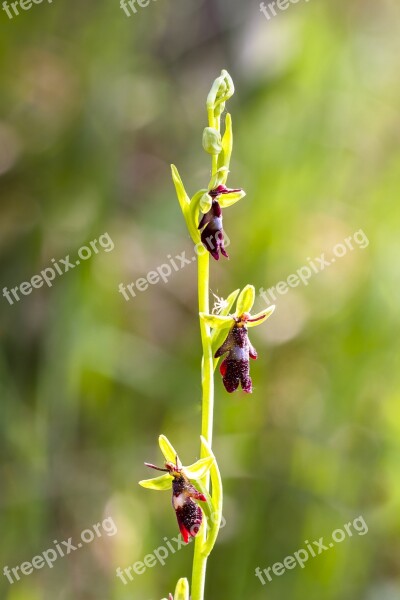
139;435;214;543
198;185;244;260
214;313;259;393
198;199;226;260
200;285;276;394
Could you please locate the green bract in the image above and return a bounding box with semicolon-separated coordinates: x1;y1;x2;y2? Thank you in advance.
171;165;199;244
217;112;233;178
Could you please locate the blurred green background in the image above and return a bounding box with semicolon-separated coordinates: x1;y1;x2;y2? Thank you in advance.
1;0;400;599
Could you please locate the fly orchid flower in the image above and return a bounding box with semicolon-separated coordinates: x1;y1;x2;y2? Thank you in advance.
198;184;244;260
200;285;275;393
139;435;214;543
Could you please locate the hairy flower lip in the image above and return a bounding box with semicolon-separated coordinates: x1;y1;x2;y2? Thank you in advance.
198;199;228;261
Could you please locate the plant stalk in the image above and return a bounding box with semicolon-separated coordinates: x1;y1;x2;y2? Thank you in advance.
191;109;221;600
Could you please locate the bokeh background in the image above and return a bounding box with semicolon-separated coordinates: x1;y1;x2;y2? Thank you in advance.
1;0;400;598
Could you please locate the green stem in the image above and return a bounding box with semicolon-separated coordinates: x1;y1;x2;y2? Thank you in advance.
199;251;214;448
191;251;213;600
191;109;221;600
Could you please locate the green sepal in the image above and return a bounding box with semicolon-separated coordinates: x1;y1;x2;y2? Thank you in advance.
159;434;178;463
236;284;255;316
184;456;214;480
218;288;240;317
138;473;173;491
200;313;233;330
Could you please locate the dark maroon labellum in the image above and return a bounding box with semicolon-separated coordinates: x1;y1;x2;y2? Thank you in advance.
198;185;242;260
214;317;258;393
144;459;206;544
198;200;228;261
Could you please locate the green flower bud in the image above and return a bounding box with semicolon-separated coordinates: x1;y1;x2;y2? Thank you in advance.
207;70;234;111
202;127;222;155
174;578;190;600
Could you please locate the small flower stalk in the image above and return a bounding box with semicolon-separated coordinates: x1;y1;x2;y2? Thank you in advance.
140;70;275;600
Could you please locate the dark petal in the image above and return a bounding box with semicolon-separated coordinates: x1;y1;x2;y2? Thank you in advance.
198;210;212;230
220;359;253;393
176;498;203;543
238;359;253;393
231;324;249;348
177;517;190;543
221;359;240;393
215;329;235;359
213;229;229;260
212;200;222;217
219;234;229;258
198;200;221;230
201;226;221;260
172;475;186;495
241;375;253;394
249;341;258;360
186;481;207;502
